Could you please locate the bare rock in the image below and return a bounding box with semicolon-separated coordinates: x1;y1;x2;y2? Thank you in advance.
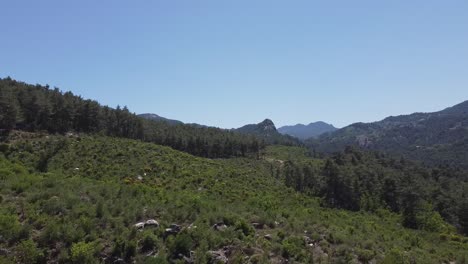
212;223;228;231
208;250;228;263
145;219;159;227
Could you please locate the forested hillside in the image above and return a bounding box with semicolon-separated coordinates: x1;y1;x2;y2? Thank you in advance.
0;132;467;263
267;146;468;234
307;101;468;168
0;77;264;158
1;77;468;263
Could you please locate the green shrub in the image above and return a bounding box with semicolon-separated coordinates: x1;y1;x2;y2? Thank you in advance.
281;236;305;260
70;241;97;264
168;233;193;257
0;143;9;153
382;248;409;264
141;232;158;252
0;214;22;243
16;239;44;264
124;240;137;261
234;220;254;237
356;248;375;263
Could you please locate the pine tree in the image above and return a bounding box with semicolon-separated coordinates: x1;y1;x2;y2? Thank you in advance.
0;89;17;131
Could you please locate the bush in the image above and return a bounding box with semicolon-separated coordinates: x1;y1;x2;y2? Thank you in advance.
168;233;193;257
0;214;22;243
16;239;44;264
124;240;137;261
382;248;409;264
234;220;254;237
70;241;97;264
356;248;375;263
281;236;305;260
141;232;158;252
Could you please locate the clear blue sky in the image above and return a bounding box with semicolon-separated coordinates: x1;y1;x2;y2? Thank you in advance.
1;1;468;128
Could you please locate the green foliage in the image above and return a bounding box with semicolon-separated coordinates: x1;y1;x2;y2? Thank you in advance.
281;236;305;260
0;214;22;243
16;239;44;264
168;233;193;257
70;241;97;264
382;248;410;264
124;240;137;261
1;77;268;158
271;145;468;235
234;219;255;237
0;134;466;263
141;232;158;252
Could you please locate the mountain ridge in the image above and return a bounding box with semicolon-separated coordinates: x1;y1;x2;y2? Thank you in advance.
308;100;468;168
278;121;338;140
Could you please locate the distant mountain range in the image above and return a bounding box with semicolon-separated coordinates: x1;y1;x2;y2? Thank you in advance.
278;122;338;140
308;100;468;168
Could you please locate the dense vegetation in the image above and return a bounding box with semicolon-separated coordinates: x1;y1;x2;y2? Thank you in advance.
1;78;468;263
0;77;264;158
0;132;467;263
306;100;468;169
271;146;468;234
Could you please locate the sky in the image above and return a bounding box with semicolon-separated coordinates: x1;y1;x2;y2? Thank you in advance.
1;1;468;128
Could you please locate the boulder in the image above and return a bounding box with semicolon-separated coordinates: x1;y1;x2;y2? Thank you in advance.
208;250;228;263
134;222;145;229
164;224;182;236
145;219;159;227
212;223;228;231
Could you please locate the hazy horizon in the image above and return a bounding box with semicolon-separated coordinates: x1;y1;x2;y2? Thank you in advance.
2;1;468;128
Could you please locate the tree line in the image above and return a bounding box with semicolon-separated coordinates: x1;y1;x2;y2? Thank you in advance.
0;77;264;158
279;147;468;235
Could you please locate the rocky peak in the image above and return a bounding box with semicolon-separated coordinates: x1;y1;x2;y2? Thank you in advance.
258;119;277;131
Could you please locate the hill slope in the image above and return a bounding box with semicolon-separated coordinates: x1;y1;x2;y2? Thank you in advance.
308;100;468;168
0;132;467;263
278;121;338;140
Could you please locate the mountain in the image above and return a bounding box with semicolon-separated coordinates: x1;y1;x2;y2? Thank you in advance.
308;100;468;168
278;121;338;140
236;118;277;136
138;113;183;125
236;119;301;145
